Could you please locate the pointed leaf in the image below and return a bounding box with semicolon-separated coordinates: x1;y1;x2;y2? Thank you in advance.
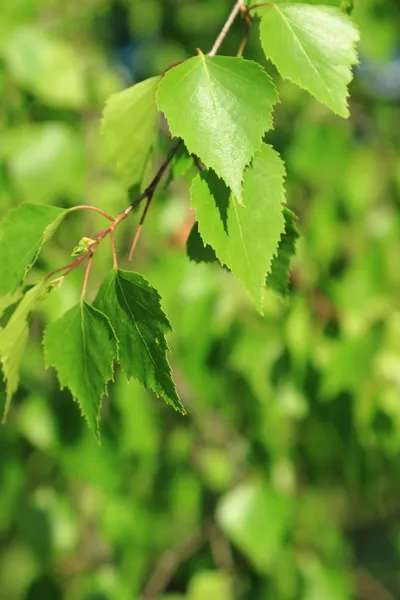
43;301;118;436
94;269;185;414
157;54;278;199
101;76;160;187
0;283;48;422
258;4;359;117
190;144;286;312
266;208;299;296
0;203;67;295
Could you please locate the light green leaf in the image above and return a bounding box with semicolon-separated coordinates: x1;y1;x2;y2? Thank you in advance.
190;144;286;312
5;26;87;108
157;54;278;200
188;571;233;600
258;4;359;117
3;123;86;204
101;76;160;187
266;208;299;296
217;481;292;573
0;283;48;422
94;269;185;414
43;301;118;437
0;203;67;296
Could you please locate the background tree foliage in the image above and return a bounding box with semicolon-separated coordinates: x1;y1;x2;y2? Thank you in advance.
0;0;400;599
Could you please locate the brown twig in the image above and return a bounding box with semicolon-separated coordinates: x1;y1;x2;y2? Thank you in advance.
127;139;182;261
237;5;252;56
140;533;206;600
208;0;246;56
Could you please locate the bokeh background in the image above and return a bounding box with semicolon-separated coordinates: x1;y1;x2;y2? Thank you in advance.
1;0;400;598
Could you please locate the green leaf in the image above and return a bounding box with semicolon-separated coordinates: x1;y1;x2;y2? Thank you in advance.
266;208;299;296
190;144;286;312
217;481;292;573
188;571;233;600
5;26;87;108
157;54;278;200
0;203;67;296
101;76;160;188
186;222;218;265
258;4;359;117
43;301;118;437
0;283;48;422
94;269;185;414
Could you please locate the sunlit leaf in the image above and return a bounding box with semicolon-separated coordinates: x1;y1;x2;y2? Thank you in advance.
101;76;160;187
0;283;48;422
0;204;67;296
190;145;286;312
157;54;278;200
258;4;359;117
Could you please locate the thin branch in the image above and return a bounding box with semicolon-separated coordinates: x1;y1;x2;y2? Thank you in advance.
81;254;94;299
110;231;118;269
43;0;249;287
208;0;245;56
127;140;181;261
69;205;115;222
144;139;181;198
44;249;97;283
237;5;252;56
128;196;151;261
140;533;206;600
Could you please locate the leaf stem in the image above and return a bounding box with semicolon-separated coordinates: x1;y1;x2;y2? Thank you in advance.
81;254;94;299
128;197;151;261
69;205;115;222
208;0;246;56
247;2;274;13
110;231;118;269
237;6;252;56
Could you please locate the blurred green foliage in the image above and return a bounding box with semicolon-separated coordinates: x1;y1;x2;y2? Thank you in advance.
0;0;400;599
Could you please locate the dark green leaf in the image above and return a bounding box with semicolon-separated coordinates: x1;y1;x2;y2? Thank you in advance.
94;269;185;414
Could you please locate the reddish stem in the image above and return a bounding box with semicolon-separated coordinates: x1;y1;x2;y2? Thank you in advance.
247;2;274;12
69;205;115;222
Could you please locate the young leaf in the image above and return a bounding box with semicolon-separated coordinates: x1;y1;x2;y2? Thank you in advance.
94;269;185;414
186;222;218;265
258;4;359;117
266;208;299;296
101;76;160;188
157;54;278;200
191;144;286;313
43;301;118;437
0;203;67;295
0;283;48;422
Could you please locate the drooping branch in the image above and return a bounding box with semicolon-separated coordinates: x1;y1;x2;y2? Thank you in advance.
43;0;251;291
